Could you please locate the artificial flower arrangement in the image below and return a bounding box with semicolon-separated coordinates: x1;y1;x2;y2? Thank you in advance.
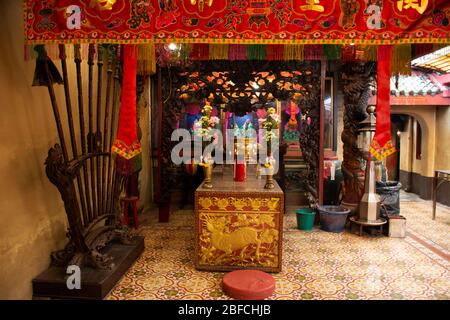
261;107;280;143
194;100;219;139
260;107;280;169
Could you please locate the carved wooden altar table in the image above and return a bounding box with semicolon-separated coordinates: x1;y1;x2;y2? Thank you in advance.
195;173;284;273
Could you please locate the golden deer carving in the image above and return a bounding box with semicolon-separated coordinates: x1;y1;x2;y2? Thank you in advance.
203;215;278;262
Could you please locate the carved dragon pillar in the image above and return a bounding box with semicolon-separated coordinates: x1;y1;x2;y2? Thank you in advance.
298;78;321;206
339;62;375;214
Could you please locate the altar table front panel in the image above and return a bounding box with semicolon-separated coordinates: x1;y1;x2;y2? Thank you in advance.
195;175;284;273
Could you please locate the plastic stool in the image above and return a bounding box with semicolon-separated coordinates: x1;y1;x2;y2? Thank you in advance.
120;196;139;229
222;270;275;300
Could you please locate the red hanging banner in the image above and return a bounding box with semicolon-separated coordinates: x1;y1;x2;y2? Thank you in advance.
24;0;450;45
369;45;396;161
111;45;142;173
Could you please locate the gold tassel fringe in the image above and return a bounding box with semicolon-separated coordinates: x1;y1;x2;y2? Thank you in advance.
391;44;411;76
209;44;228;60
284;44;304;61
137;43;156;75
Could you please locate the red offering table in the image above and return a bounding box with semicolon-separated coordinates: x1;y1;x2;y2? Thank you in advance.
195;170;284;273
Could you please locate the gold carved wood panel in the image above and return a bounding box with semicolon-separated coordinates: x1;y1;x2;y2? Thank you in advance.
195;192;283;272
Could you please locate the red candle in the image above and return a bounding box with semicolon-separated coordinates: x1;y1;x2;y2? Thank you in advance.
234;163;246;182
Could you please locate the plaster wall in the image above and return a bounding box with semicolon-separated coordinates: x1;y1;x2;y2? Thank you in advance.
0;0;68;299
435;106;450;171
399;119;412;173
394;104;450;204
392;105;437;178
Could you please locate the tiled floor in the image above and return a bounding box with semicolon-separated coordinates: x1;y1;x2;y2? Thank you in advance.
107;192;450;300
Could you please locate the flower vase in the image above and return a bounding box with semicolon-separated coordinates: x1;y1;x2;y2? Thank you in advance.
202;164;213;189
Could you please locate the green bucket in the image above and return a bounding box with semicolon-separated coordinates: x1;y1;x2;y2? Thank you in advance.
296;208;316;231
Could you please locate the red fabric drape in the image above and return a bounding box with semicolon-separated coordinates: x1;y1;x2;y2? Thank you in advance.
112;45;142;174
25;1;450;45
369;45;396;161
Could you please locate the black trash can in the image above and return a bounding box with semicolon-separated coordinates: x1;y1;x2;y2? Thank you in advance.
323;161;344;205
317;205;350;233
376;181;402;217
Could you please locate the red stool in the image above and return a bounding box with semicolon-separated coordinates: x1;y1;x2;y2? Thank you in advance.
120;196;139;229
222;270;276;300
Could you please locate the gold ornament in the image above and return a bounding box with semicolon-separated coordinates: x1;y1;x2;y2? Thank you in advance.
90;0;117;11
190;0;213;12
199;197;213;209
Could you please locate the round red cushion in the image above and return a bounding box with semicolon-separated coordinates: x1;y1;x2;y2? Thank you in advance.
222;270;276;300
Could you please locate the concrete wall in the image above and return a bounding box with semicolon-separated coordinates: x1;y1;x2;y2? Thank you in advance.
0;0;68;299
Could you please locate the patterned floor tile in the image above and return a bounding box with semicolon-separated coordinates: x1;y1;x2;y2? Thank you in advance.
107;197;450;300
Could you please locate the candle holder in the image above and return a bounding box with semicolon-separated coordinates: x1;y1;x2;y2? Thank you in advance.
261;107;279;190
264;150;275;190
202;163;213;189
264;164;275;189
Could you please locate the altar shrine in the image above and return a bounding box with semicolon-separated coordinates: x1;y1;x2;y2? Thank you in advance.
10;0;450;301
195;169;284;272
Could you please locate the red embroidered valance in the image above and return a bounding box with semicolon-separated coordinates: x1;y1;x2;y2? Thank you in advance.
25;0;450;45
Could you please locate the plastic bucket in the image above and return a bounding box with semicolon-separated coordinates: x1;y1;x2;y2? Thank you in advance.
317;205;350;233
296;208;316;231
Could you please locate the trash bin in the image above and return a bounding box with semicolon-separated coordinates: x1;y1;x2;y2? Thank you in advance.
376;181;402;217
317;205;350;233
323;160;343;205
296;208;316;231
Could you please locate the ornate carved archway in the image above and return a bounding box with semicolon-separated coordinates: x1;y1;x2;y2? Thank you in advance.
156;60;321;216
